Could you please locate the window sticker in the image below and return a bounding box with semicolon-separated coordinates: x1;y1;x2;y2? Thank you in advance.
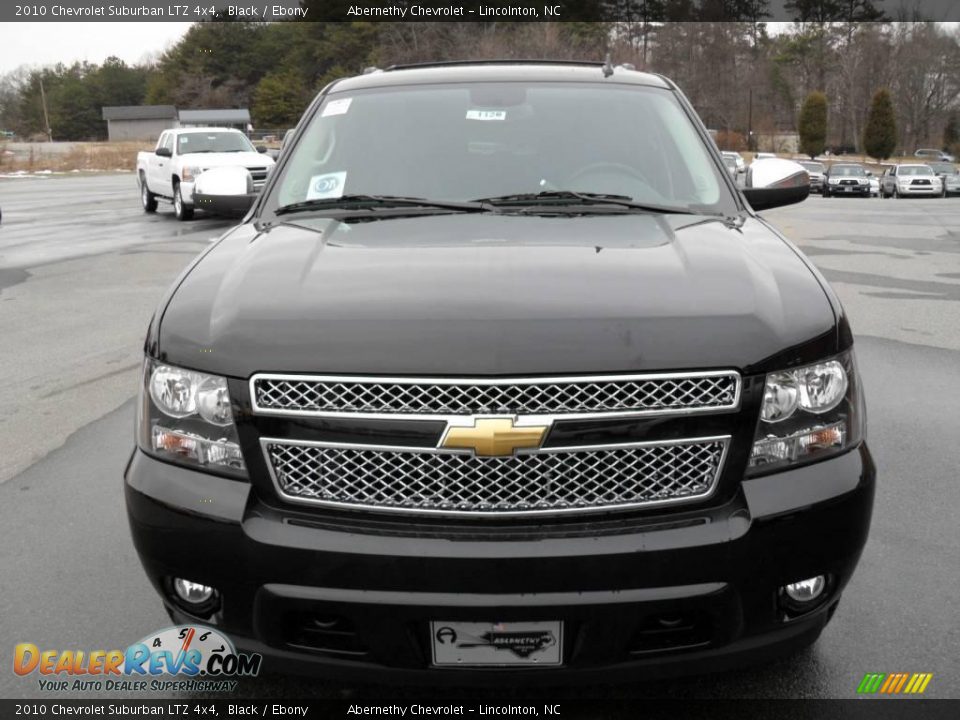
306;171;347;200
466;109;507;121
322;98;353;117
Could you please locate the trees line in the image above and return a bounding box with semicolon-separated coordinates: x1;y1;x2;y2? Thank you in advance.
0;21;957;156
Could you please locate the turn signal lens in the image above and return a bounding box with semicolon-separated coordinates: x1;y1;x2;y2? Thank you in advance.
749;422;845;468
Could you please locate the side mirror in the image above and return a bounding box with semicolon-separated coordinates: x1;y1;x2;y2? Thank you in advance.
256;145;267;154
742;158;810;211
155;147;172;158
865;170;873;176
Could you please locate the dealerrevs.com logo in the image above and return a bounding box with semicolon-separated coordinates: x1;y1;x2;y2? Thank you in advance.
14;625;262;693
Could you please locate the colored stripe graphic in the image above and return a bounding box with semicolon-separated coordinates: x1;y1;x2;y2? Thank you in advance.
857;673;885;693
857;673;932;695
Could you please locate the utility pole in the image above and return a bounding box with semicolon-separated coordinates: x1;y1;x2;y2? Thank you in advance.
39;77;52;142
747;87;754;152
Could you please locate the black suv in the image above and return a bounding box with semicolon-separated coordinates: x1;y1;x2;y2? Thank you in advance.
126;62;873;683
822;163;871;197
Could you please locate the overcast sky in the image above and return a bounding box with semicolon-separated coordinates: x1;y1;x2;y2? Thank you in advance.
0;23;192;76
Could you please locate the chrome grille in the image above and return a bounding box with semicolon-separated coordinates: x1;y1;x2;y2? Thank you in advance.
263;438;728;516
247;166;269;189
251;372;740;419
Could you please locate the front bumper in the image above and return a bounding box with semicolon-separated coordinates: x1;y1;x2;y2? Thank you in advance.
193;191;258;217
179;180;196;204
125;445;875;684
897;185;943;196
826;183;869;195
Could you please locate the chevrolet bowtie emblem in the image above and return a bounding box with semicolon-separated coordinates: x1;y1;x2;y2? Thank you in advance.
440;418;548;457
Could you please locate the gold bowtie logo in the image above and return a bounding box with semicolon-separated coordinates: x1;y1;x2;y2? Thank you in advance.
440;418;548;457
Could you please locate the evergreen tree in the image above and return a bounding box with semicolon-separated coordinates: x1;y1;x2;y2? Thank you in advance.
798;91;827;159
944;114;959;155
862;88;897;161
252;72;309;128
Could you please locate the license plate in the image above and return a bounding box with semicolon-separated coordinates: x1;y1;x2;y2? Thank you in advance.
843;186;852;192
431;621;563;667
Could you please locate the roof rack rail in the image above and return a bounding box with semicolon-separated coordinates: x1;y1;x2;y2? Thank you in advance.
384;59;605;72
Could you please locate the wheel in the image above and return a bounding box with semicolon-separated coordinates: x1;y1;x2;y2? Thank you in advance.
173;182;194;221
140;173;157;213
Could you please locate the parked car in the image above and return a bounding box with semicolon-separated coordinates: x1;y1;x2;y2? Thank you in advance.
927;161;957;197
797;160;825;193
721;150;745;175
914;148;955;163
126;61;871;683
822;163;870;197
880;164;942;198
136;127;274;220
941;166;960;197
722;154;739;179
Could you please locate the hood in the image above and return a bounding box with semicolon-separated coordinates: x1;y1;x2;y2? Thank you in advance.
157;212;837;378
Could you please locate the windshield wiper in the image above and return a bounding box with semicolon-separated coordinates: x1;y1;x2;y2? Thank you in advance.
275;195;493;216
473;190;699;215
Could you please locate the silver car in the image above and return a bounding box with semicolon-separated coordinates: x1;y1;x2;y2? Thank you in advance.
915;148;955;163
944;170;960;197
798;161;825;193
721;151;745;175
881;164;943;198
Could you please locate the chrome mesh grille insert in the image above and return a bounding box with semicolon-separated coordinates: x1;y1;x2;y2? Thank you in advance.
252;372;740;418
263;439;727;516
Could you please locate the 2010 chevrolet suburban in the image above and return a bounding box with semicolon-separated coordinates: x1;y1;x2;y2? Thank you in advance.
125;62;874;683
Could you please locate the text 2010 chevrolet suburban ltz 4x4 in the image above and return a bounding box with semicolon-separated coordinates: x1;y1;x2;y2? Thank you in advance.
125;62;874;683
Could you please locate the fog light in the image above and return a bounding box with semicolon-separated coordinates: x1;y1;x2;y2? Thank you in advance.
173;578;215;606
784;575;826;603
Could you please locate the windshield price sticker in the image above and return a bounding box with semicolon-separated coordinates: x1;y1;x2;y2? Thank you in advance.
466;110;507;121
322;98;353;117
306;172;347;200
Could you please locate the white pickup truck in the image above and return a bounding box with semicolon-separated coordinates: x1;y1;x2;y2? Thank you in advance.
136;127;274;220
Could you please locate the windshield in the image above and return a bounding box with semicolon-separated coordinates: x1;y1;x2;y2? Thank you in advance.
799;162;824;173
177;131;255;155
268;82;735;216
830;165;865;177
899;165;933;176
928;162;955;174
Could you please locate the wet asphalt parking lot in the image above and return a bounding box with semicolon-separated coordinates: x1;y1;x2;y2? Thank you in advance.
1;174;958;700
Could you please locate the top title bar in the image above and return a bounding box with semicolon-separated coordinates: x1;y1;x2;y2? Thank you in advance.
4;0;960;22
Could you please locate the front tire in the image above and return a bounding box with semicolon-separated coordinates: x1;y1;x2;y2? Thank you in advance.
173;183;194;221
140;173;157;213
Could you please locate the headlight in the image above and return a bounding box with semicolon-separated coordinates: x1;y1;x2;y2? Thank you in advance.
748;350;864;475
138;359;247;478
828;178;840;184
181;166;205;181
